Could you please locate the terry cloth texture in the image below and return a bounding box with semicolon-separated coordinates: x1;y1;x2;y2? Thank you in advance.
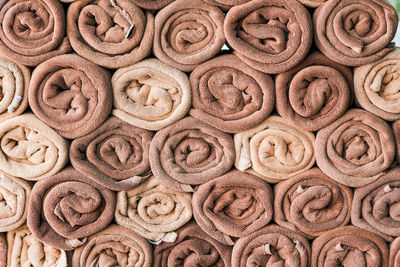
203;0;251;10
390;237;400;267
131;0;174;10
298;0;326;8
0;233;5;267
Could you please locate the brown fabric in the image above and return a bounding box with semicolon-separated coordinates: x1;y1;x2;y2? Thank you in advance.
153;0;225;72
312;226;389;267
189;54;275;133
315;109;395;187
224;0;312;74
149;116;235;192
298;0;326;8
313;0;398;66
112;58;191;131
0;0;71;67
390;237;400;267
275;52;352;131
67;0;154;69
232;224;311;267
0;233;5;267
203;0;251;10
70;116;153;191
234;116;315;183
393;119;400;164
27;167;116;251
131;0;174;10
0;114;68;181
115;175;192;243
72;224;152;267
153;221;232;267
28;54;112;139
274;168;352;238
192;170;273;246
354;47;400;121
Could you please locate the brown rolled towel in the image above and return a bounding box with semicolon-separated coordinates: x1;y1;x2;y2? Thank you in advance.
224;0;312;74
131;0;174;10
190;54;275;133
234;116;315;183
232;224;311;267
192;170;273;246
315;109;395;187
314;0;398;66
203;0;251;10
70;116;153;191
153;221;232;267
28;54;112;139
149;116;235;192
67;0;154;69
115;175;192;243
153;0;225;72
0;114;68;181
27;167;116;251
276;52;352;131
390;237;400;267
72;224;152;267
0;233;5;267
312;226;389;266
298;0;326;8
274;168;352;238
354;47;400;121
0;0;71;66
112;58;191;131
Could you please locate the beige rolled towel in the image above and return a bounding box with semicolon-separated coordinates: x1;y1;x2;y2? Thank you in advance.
115;175;192;243
0;114;68;181
234;116;315;183
112;58;191;131
298;0;326;8
390;237;400;267
0;233;5;267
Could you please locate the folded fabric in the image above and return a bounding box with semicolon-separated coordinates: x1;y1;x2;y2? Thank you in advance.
274;168;352;238
354;48;400;121
67;0;154;69
315;109;395;187
393;120;400;164
27;167;116;251
0;0;71;66
190;54;275;133
203;0;250;10
70;116;153;191
112;58;191;131
234;116;315;183
131;0;174;10
232;224;310;267
0;114;68;181
224;0;312;74
72;224;152;267
314;0;398;66
0;57;30;123
276;52;352;131
28;54;112;139
115;175;192;243
153;0;225;72
0;233;5;267
390;237;400;267
153;221;232;266
149;116;235;192
7;226;67;267
192;170;273;246
298;0;326;8
312;226;389;266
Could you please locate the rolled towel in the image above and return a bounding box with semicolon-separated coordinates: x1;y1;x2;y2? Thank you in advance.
67;0;154;69
149;116;235;192
203;0;251;10
0;0;71;66
0;57;30;123
153;0;225;72
72;224;152;267
354;48;400;121
70;116;153;191
234;116;315;183
390;237;400;267
313;0;398;66
112;58;191;131
7;226;67;267
131;0;174;10
153;221;232;267
0;114;68;181
312;226;389;266
276;52;352;131
115;175;192;243
27;167;116;251
28;54;112;139
192;170;273;246
190;54;275;133
274;168;352;238
0;233;5;267
298;0;326;8
232;224;311;267
224;0;312;74
315;109;395;187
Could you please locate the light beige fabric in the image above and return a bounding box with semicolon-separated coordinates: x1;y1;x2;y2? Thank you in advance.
298;0;326;7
